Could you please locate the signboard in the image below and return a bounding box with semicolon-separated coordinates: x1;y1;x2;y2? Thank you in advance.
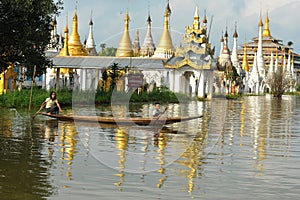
128;74;144;87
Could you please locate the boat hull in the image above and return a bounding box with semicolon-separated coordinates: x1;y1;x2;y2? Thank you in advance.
38;112;202;126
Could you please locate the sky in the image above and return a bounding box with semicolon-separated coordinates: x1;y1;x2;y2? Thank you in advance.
55;0;300;54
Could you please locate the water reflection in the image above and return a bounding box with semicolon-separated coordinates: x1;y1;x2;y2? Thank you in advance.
114;129;128;188
0;109;54;199
59;122;78;183
1;96;300;199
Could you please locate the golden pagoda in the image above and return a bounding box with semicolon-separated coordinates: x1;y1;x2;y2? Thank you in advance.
68;10;87;56
152;0;174;58
115;10;133;57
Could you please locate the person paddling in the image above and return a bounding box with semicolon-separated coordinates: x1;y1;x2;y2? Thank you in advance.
152;102;168;119
36;91;62;115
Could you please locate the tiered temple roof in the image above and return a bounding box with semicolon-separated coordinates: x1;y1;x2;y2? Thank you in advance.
163;6;215;70
236;11;299;70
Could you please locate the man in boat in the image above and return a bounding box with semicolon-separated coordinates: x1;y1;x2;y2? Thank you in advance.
37;91;63;114
152;102;167;119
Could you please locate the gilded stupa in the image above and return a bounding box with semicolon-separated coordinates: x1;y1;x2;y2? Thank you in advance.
152;0;174;58
115;10;133;57
67;10;87;56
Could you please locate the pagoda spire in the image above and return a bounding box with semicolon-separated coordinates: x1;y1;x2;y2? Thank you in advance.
59;15;69;56
262;10;271;37
202;9;207;26
68;10;87;56
218;28;232;71
242;42;249;72
153;0;174;58
133;29;141;56
116;9;133;57
192;5;200;30
231;23;240;70
219;31;224;58
86;11;97;56
258;10;263;27
256;11;265;76
140;12;156;57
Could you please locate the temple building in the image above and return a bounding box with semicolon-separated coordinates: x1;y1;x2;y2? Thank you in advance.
39;2;298;98
236;11;300;73
163;5;216;99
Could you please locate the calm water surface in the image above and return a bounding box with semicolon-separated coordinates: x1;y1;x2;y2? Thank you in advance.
0;96;300;200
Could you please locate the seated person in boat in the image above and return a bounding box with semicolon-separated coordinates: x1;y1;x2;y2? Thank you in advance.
38;91;62;114
152;102;167;119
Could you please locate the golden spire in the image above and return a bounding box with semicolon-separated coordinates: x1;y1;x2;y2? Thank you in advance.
242;42;249;72
153;0;174;58
68;10;87;56
59;15;69;56
192;5;200;30
116;9;133;57
262;10;271;37
258;10;263;27
163;0;171;30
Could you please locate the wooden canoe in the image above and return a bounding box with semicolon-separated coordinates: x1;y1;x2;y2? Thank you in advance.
37;112;203;126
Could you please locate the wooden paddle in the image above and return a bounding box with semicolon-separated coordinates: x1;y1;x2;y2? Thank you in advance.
153;106;168;124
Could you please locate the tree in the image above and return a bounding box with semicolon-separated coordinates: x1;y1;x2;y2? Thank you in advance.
98;43;117;56
0;0;63;77
287;41;294;47
266;68;295;98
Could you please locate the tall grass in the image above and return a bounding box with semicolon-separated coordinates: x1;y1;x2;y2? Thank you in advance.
0;88;193;109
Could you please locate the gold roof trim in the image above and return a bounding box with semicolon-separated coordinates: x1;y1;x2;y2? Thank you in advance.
164;58;212;70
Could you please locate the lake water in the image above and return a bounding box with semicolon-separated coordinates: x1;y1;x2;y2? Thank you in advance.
1;95;300;200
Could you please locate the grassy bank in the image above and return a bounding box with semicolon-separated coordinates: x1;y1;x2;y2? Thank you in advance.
0;88;193;109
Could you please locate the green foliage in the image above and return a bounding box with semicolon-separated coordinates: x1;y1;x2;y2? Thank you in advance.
296;84;300;92
98;43;117;56
226;93;242;99
0;0;63;76
0;88;192;109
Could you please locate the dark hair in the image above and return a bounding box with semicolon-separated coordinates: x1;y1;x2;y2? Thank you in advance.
155;102;160;105
50;91;57;100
